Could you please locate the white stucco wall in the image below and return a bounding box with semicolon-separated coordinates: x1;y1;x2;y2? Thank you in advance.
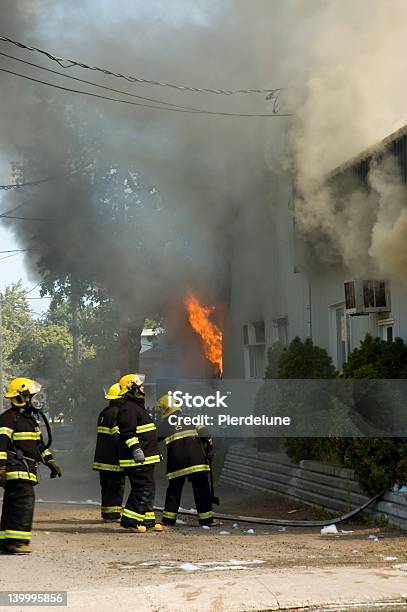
223;173;310;379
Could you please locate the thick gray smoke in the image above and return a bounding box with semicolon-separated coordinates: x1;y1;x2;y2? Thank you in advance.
288;0;407;281
0;0;287;325
2;0;407;330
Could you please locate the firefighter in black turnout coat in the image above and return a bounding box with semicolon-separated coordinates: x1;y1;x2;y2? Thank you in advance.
116;373;163;533
0;378;61;554
93;383;125;521
157;394;215;526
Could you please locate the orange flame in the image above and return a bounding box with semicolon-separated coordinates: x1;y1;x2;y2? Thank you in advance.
185;292;223;375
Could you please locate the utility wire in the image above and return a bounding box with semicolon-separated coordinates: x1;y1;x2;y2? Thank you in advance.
24;282;41;295
0;51;201;112
0;176;55;190
0;66;292;118
0;251;26;262
0;249;33;254
0;214;51;221
0;202;31;218
0;34;282;96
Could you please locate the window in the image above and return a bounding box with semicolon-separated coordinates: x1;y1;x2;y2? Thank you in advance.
330;304;349;370
272;317;288;346
247;345;265;379
253;321;265;344
378;318;394;342
344;281;356;310
243;324;249;346
243;320;266;379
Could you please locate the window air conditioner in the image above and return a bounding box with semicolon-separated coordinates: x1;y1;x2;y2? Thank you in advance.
344;280;390;315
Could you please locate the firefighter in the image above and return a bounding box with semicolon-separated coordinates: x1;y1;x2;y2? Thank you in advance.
116;373;163;533
0;378;62;554
93;383;125;521
157;394;216;526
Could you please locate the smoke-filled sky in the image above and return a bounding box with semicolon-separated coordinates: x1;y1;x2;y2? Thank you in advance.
1;0;407;321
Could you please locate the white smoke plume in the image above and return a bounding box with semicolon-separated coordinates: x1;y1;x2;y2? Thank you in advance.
2;0;407;322
289;0;407;281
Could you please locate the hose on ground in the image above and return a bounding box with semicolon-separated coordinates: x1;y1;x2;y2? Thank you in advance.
154;490;385;527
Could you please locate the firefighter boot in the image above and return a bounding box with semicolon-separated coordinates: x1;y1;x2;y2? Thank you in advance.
2;543;32;555
153;523;164;532
127;525;147;533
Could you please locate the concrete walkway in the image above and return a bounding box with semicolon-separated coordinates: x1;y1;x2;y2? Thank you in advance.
25;564;407;611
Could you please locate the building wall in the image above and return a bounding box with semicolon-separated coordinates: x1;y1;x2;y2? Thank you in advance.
223;173;310;379
310;269;407;370
224;169;407;378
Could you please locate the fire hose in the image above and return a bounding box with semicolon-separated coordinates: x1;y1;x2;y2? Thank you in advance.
154;490;385;527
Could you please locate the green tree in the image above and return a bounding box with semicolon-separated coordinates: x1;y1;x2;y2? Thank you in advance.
1;281;35;382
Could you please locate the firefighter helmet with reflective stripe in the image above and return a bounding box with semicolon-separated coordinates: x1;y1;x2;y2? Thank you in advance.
4;378;42;407
118;373;145;398
104;383;121;401
156;394;180;415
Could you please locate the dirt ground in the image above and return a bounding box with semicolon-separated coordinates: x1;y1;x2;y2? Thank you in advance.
1;479;406;593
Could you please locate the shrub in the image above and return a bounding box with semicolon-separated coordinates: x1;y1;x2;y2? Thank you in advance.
255;337;338;453
278;336;337;379
339;333;407;494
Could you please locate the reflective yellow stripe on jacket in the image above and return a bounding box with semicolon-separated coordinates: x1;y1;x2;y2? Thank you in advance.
93;461;123;472
164;429;198;445
167;464;210;480
125;436;140;448
6;471;38;483
12;431;41;441
97;426;120;435
119;454;161;468
136;423;156;434
0;427;13;439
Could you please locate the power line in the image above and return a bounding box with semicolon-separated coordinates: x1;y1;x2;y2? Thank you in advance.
0;66;292;118
0;249;33;254
24;282;41;296
0;251;25;262
0;51;200;113
0;34;283;97
0;202;31;218
0;214;51;221
0;176;55;190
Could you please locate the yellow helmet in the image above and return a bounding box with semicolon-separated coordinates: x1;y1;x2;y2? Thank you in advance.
157;394;182;415
104;383;121;401
118;373;145;397
4;378;42;407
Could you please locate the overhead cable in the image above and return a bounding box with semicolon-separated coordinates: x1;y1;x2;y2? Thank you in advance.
0;34;283;97
0;66;292;118
0;51;201;112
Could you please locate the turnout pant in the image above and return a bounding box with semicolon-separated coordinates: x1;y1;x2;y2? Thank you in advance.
99;471;125;520
0;480;35;547
121;464;156;528
163;471;213;525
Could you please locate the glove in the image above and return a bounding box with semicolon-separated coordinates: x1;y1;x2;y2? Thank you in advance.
0;466;6;487
132;447;145;464
47;460;62;479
